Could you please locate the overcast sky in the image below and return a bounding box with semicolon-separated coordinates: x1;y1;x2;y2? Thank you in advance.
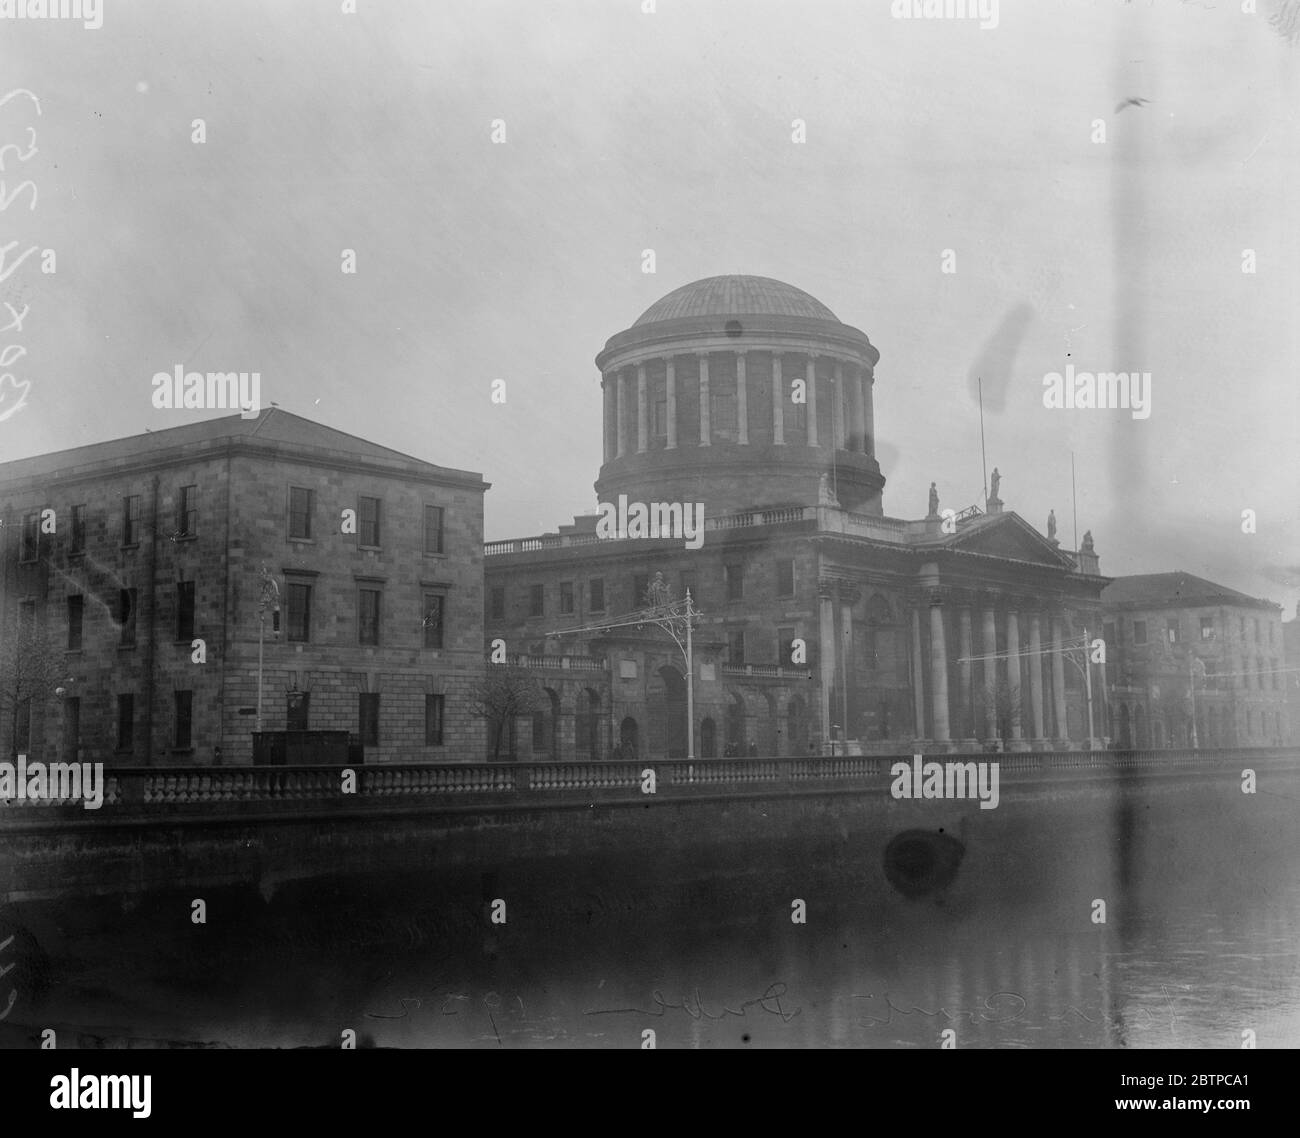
1;0;1297;612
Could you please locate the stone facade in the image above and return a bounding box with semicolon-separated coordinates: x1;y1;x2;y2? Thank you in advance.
0;409;487;766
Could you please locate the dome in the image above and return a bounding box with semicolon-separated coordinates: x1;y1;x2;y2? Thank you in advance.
632;275;840;326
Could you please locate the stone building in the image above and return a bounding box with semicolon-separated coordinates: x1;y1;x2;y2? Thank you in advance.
0;409;487;765
1101;573;1289;748
485;275;1110;759
1285;603;1300;743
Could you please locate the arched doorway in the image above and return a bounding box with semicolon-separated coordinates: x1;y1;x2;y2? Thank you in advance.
658;665;688;758
619;716;639;760
700;717;716;758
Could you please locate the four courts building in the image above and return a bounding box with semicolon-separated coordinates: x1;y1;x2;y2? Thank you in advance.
485;275;1110;760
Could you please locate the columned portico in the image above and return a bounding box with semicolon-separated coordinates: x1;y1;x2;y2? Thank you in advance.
912;605;926;741
1006;606;1024;746
929;594;951;743
636;363;648;454
772;355;784;445
958;603;975;743
1052;614;1069;746
818;581;836;748
736;351;749;445
616;370;627;458
982;604;998;741
1028;611;1046;743
665;358;677;449
698;353;711;445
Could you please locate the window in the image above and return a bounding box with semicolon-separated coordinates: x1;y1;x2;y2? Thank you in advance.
1133;620;1147;646
20;512;39;562
779;627;796;667
729;629;745;665
776;559;795;597
423;593;445;649
359;693;380;747
176;581;196;641
358;496;381;547
174;690;193;749
358;588;381;645
532;708;547;750
288;486;314;540
177;484;198;537
424;504;445;554
559;581;575;615
70;504;87;554
122;495;141;545
1200;616;1214;641
490;586;505;621
725;563;744;602
119;588;138;646
425;694;444;746
287;690;310;731
63;696;80;760
15;697;30;753
67;594;84;651
589;577;605;612
1166;618;1179;644
529;584;544;617
711;385;737;436
632;574;649;609
287;583;311;643
1202;660;1217;690
117;694;134;750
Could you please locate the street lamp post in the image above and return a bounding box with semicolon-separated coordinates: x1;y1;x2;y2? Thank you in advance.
256;564;280;735
1058;626;1097;751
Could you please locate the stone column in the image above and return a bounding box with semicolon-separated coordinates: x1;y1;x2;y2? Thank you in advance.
1029;612;1045;742
1006;607;1023;743
819;584;836;749
772;353;785;445
834;360;846;450
912;605;927;739
805;356;818;447
636;362;648;453
863;371;875;455
615;369;626;458
736;351;749;445
982;605;998;741
1052;614;1069;745
854;366;868;455
958;605;973;741
665;357;677;449
698;353;711;446
602;374;613;462
929;596;951;743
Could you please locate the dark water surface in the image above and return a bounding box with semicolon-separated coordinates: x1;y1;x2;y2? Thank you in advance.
4;772;1298;1049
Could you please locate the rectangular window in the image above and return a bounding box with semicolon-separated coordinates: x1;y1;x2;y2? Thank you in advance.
729;629;745;665
176;581;196;641
529;584;544;617
177;484;198;537
67;594;84;651
559;581;575;615
725;563;744;602
1200;616;1214;640
1133;620;1147;646
358;588;381;645
776;559;795;597
174;690;193;749
632;574;649;609
288;486;314;540
358;496;381;547
424;505;445;554
119;588;138;646
287;690;310;731
20;512;39;562
425;694;445;746
589;577;605;612
117;693;135;750
423;593;445;649
490;586;505;621
532;708;548;750
64;696;80;761
15;697;31;753
123;495;141;546
287;583;311;643
359;692;380;747
70;504;87;554
1166;618;1179;644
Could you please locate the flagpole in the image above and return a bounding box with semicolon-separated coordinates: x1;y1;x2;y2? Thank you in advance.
978;376;989;508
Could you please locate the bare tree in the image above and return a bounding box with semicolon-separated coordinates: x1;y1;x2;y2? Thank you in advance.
468;666;540;761
0;621;65;759
974;677;1024;746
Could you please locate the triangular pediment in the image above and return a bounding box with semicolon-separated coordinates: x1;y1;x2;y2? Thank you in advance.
941;512;1076;569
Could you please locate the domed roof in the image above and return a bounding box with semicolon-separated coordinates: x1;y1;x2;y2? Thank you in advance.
633;275;840;326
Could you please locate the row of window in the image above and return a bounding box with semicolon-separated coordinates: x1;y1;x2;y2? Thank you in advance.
1109;615;1278;648
13;488;448;562
10;691;447;754
32;579;448;651
492;560;799;620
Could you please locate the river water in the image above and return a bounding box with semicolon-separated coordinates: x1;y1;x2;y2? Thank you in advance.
4;771;1298;1049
